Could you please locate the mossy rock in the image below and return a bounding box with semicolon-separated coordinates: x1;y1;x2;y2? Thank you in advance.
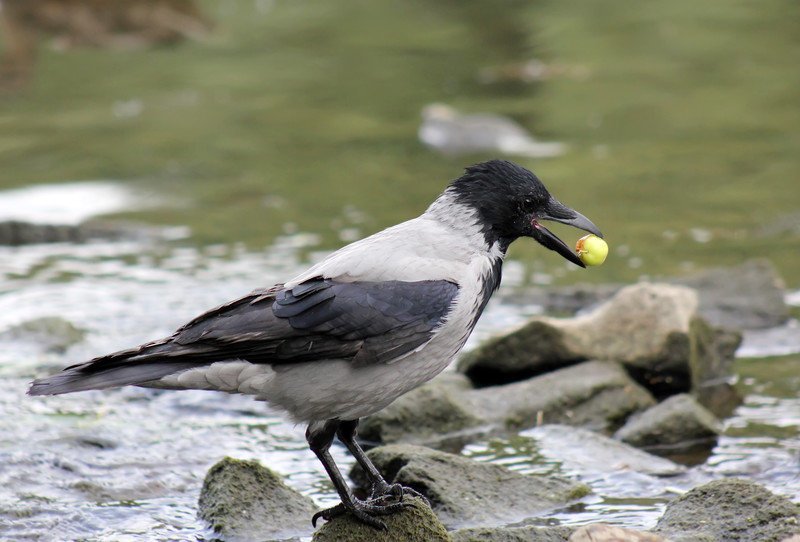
312;496;451;542
199;456;317;541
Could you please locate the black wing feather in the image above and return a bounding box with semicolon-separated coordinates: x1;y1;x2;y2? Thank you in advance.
29;278;459;395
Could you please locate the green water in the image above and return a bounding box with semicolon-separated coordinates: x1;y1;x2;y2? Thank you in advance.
1;0;798;286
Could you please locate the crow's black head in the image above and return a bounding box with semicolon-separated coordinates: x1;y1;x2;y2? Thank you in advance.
449;160;602;266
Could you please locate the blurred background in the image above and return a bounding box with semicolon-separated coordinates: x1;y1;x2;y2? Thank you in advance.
0;1;797;540
0;0;798;285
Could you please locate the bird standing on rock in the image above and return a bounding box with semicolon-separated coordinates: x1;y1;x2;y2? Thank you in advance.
29;160;603;530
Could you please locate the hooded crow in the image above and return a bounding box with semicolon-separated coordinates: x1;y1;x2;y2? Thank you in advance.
29;159;603;529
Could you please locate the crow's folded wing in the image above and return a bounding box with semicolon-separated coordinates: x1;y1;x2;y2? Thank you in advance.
28;278;460;395
170;277;460;365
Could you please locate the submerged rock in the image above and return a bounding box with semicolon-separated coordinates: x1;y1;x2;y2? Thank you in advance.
568;524;667;541
351;444;589;529
654;478;800;542
0;316;87;353
524;425;686;477
614;394;722;458
312;496;450;542
452;524;575;542
198;456;317;541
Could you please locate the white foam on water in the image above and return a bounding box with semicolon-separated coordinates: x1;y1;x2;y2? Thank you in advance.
0;181;141;225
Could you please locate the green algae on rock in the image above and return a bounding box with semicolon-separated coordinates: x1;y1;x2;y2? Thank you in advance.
199;456;318;541
312;496;451;542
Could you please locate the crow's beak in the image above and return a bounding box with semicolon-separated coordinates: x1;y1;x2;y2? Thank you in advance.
531;198;603;268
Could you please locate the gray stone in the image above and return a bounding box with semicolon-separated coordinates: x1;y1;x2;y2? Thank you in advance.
198;456;317;541
465;360;656;434
0;220;82;245
361;361;655;447
614;394;722;456
351;444;589;529
459;283;701;385
509;259;790;331
359;373;482;447
568;524;667;541
452;524;575;542
525;425;686;477
654;478;800;542
688;316;743;417
312;496;450;542
0;219;166;246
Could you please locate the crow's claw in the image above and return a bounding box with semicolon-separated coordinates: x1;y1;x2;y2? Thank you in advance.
369;482;430;507
311;498;413;530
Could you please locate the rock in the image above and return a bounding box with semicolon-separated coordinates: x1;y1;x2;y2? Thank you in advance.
0;221;83;245
0;316;87;353
688;316;743;417
675;259;790;330
459;283;700;386
198;456;318;541
461;283;743;404
0;219;166;245
511;259;790;331
654;478;800;542
312;496;450;542
361;361;655;446
568;524;667;541
465;361;656;434
359;373;482;448
457;319;583;386
525;425;687;477
614;394;722;459
351;444;589;529
452;524;575;542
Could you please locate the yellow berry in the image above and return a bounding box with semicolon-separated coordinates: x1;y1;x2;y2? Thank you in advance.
575;234;608;266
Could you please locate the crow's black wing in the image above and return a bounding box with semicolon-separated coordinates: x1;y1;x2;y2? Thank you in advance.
29;278;460;395
173;277;460;365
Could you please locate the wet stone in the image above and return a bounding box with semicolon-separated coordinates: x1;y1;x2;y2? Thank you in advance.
358;373;483;448
654;478;800;542
360;360;655;447
350;444;590;529
465;360;656;434
525;425;687;477
459;283;701;387
198;456;318;542
312;496;450;542
614;393;722;458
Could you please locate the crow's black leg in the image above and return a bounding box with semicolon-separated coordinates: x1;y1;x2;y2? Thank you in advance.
307;419;411;530
337;419;429;505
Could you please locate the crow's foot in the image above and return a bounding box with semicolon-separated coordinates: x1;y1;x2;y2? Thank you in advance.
311;497;412;530
369;481;430;507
